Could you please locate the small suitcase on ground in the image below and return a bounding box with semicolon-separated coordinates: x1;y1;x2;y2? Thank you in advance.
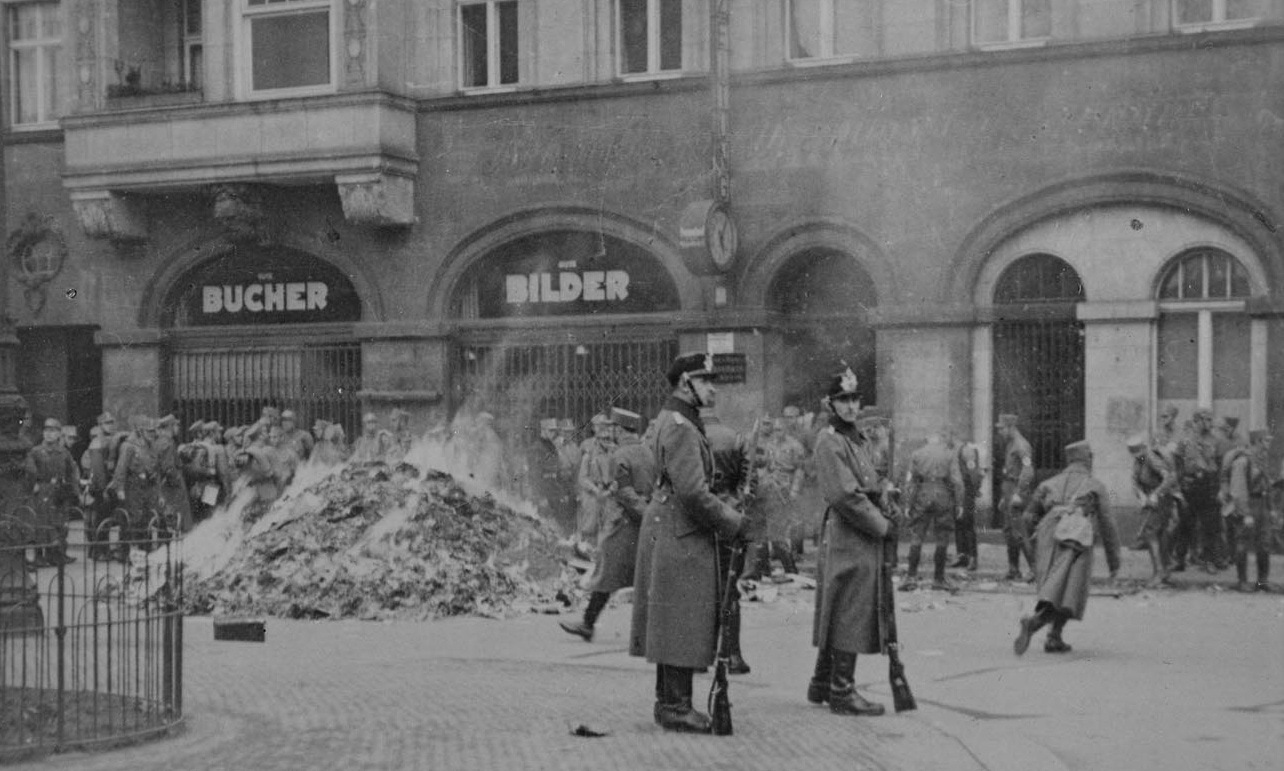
213;617;266;642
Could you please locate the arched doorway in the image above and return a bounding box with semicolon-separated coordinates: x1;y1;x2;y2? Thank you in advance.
992;253;1085;489
449;230;681;433
768;247;877;410
161;244;363;434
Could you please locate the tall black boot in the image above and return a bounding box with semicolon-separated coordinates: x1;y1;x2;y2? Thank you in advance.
969;529;980;572
1006;543;1021;579
1233;554;1253;592
777;541;799;575
560;591;608;640
1014;605;1052;655
726;603;750;674
902;544;922;590
807;647;832;704
931;544;956;592
1044;614;1071;653
829;651;885;716
658;665;711;733
1257;551;1274;592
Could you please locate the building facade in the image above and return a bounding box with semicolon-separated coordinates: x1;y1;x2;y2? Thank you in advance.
3;0;1282;501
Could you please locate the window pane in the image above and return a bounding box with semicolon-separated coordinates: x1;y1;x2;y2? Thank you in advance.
1180;255;1203;299
1021;0;1051;38
790;0;822;58
659;0;682;71
1212;314;1250;399
42;44;58;116
974;0;1009;43
10;5;38;40
1207;252;1229;298
186;0;203;35
1229;260;1251;297
1158;264;1180;299
251;12;330;90
460;3;488;87
498;1;519;85
620;0;648;74
1227;0;1269;20
1157;314;1198;400
1177;0;1214;24
12;47;38;124
835;0;876;57
41;6;60;37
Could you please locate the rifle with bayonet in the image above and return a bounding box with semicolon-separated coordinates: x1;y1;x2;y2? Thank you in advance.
879;416;915;712
709;540;740;735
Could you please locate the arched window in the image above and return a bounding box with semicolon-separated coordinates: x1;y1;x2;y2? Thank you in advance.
993;253;1084;304
1155;248;1255;417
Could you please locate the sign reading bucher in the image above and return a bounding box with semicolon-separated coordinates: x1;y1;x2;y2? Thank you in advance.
166;246;362;327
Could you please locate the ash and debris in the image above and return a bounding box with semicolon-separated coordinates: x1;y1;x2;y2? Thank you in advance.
183;459;584;621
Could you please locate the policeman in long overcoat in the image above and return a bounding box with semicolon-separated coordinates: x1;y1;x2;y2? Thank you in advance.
808;368;890;717
561;407;654;641
23;418;81;566
630;352;744;734
1013;440;1120;655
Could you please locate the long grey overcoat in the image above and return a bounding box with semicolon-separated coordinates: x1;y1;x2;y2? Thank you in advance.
585;433;655;594
1027;462;1121;621
812;417;891;656
630;397;743;669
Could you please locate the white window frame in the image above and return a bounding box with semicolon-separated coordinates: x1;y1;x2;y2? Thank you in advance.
971;0;1050;50
238;0;338;99
1172;0;1260;33
6;1;61;129
617;0;684;81
785;0;859;66
457;0;520;93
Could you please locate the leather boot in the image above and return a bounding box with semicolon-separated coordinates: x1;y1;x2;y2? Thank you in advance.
653;666;664;725
657;666;712;733
725;604;750;675
1005;543;1021;580
1256;551;1275;593
807;647;832;704
1013;608;1049;656
829;651;885;716
902;545;922;590
931;545;957;592
1044;616;1071;653
779;544;799;576
1233;554;1254;592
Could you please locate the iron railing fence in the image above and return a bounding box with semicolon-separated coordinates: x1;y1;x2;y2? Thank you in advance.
0;507;183;761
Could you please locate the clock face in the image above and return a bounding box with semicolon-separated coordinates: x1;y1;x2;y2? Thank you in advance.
707;206;738;268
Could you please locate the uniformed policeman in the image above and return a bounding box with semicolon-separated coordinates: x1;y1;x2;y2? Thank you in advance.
630;352;745;734
1221;429;1276;592
901;431;965;592
808;367;892;717
23;418;81;566
561;407;654;641
996;414;1036;581
1127;432;1179;588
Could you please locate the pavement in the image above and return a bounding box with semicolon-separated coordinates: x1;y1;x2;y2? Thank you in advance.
11;536;1284;771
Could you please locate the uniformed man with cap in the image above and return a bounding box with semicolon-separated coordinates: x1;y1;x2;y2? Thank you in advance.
562;407;654;641
901;430;965;592
556;418;582;518
631;352;746;733
808;367;893;717
1177;408;1223;571
1127;432;1179;588
1014;440;1120;655
279;409;315;463
108;416;164;550
352;412;394;463
577;412;617;550
22;417;81;566
529;418;571;532
155;414;193;533
950;429;985;571
996;413;1036;581
1220;429;1277;592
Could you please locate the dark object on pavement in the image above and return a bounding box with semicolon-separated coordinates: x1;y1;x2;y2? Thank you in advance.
213;617;266;642
570;723;610;737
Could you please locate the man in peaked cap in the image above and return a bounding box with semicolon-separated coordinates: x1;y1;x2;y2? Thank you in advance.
576;412;617;551
631;352;745;733
1014;440;1120;655
279;409;315;463
996;413;1036;581
1220;429;1277;592
1177;408;1224;572
1127;432;1179;588
529;418;573;533
23;417;81;566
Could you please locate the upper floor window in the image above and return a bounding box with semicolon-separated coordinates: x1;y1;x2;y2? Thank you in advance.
183;0;203;89
619;0;682;77
7;2;61;127
1174;0;1265;31
242;0;334;96
1157;247;1252;301
972;0;1051;48
787;0;877;62
459;1;518;90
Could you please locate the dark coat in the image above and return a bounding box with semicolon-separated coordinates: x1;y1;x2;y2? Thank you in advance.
630;396;743;668
812;416;891;656
585;433;655;594
155;433;193;531
23;442;80;532
1027;462;1121;621
109;436;164;527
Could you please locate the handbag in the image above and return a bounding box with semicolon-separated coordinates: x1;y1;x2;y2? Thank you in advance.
1051;477;1095;551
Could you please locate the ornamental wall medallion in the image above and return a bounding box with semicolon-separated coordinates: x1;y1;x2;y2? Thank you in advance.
7;213;68;314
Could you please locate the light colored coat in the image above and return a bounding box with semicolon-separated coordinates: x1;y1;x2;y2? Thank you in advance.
1027;462;1121;620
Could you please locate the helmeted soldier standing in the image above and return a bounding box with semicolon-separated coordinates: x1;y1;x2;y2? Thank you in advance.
630;352;745;734
1221;429;1277;592
1127;432;1179;588
561;407;654;641
807;367;892;717
82;412;128;559
155;414;193;533
901;431;964;592
23;418;80;566
996;413;1036;581
749;417;806;579
108;416;164;548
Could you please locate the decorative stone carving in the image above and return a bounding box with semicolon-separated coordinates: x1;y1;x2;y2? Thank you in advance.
74;0;98;111
344;0;369;87
336;173;415;227
8;212;70;314
210;183;273;244
70;190;148;243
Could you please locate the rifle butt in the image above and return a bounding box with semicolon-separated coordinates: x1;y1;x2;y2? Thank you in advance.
711;689;733;735
889;657;917;713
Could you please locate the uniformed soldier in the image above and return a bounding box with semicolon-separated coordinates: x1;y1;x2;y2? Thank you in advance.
901;431;965;592
155;414;193;533
950;430;985;571
529;418;571;533
749;416;806;579
1127;432;1179;588
235;423;284;504
561;407;654;641
630;352;745;733
702;407;754;674
387;408;414;464
1221;429;1276;592
279;410;315;463
352;412;394;463
996;413;1036;581
808;367;892;717
1177;409;1223;572
1014;441;1120;655
23;417;81;566
82;412;128;559
576;413;616;549
184;421;223;524
108;416;164;549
